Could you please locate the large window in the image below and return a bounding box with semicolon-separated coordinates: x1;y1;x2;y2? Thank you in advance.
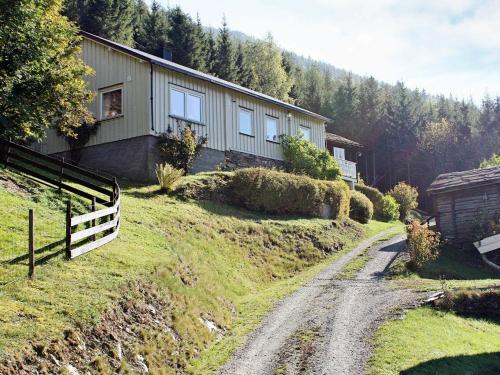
333;147;346;160
169;86;203;122
299;125;311;141
100;87;122;120
239;108;253;135
266;116;278;142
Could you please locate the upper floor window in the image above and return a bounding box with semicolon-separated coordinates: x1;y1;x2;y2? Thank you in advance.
266;116;278;142
169;86;203;123
299;125;311;141
239;108;253;135
100;86;123;120
333;147;346;160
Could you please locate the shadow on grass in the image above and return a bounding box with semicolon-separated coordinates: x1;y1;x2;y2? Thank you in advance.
400;352;500;375
2;238;65;265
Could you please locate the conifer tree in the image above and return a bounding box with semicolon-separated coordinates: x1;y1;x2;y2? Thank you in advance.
132;0;149;46
213;17;236;81
234;42;255;88
204;30;217;73
135;0;169;54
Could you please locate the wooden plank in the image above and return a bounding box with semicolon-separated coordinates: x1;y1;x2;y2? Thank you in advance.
71;211;120;243
70;228;119;259
476;241;500;254
28;209;35;278
71;198;120;226
474;233;500;248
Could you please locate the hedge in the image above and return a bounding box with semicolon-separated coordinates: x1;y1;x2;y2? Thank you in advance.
349;191;374;224
355;184;384;217
379;195;400;222
231;168;350;218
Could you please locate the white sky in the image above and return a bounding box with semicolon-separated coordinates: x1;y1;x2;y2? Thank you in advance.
160;0;500;103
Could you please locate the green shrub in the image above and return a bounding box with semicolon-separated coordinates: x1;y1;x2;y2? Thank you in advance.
406;220;440;270
349;191;373;224
281;135;341;180
355;184;384;217
379;195;400;222
173;172;233;202
158;126;208;172
389;182;419;221
231;168;349;218
480;153;500;168
155;163;184;192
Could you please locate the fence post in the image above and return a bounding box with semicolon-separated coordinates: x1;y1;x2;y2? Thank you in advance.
58;157;64;191
28;209;35;278
65;199;72;259
91;197;96;241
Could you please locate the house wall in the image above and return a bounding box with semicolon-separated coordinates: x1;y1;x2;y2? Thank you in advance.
44;38;152;154
435;184;500;241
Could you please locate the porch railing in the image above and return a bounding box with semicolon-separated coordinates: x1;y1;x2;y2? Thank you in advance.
335;158;357;181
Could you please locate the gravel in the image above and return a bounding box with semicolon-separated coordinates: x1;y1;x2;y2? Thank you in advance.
218;230;419;375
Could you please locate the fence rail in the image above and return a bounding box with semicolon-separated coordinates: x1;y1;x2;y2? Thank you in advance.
0;138;121;276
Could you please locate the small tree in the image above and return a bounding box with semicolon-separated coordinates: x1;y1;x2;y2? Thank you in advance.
480;153;500;168
389;182;418;221
406;220;440;270
379;195;400;222
281;134;341;180
158;126;207;172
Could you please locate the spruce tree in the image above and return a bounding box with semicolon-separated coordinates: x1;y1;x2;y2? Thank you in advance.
132;0;149;46
78;0;135;45
234;42;255;88
135;0;169;54
204;30;217;73
213;17;236;81
167;7;205;70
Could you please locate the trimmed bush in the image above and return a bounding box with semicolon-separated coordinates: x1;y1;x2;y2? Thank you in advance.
231;168;349;218
379;195;400;222
349;191;373;224
156;163;184;192
355;184;384;217
281;135;341;180
406;220;440;270
389;182;419;221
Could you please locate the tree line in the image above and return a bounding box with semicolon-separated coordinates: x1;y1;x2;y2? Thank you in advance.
2;0;498;209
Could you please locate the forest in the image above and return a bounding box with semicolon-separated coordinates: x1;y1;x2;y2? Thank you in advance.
28;0;500;207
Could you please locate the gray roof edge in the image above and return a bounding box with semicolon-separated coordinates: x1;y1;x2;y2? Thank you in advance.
80;31;330;122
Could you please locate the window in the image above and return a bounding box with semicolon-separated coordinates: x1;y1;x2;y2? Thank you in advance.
333;147;346;160
239;108;253;135
299;125;311;141
266;116;278;142
100;87;122;120
169;87;203;122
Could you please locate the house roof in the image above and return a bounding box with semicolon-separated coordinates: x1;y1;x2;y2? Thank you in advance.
325;132;362;148
427;166;500;195
80;31;329;122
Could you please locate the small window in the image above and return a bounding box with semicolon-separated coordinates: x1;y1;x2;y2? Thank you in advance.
333;147;346;160
170;88;185;118
100;87;122;120
186;94;201;122
299;126;311;141
239;108;253;135
266;116;278;142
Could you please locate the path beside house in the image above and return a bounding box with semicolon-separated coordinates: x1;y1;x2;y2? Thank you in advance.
218;231;420;375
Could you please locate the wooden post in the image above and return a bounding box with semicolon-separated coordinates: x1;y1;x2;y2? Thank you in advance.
91;197;96;241
65;199;72;259
28;209;35;278
58;157;65;191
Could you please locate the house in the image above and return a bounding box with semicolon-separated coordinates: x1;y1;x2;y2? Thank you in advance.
40;32;330;182
325;132;362;188
427;166;500;242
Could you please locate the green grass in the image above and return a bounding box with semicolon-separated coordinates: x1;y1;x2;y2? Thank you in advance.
0;168;399;373
368;307;500;375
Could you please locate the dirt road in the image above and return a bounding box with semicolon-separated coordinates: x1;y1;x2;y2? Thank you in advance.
218;230;418;375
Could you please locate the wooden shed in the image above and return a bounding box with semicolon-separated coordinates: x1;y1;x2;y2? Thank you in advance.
427;166;500;242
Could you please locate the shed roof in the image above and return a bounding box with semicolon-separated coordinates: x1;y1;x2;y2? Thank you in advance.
80;31;329;122
427;166;500;195
325;132;362;148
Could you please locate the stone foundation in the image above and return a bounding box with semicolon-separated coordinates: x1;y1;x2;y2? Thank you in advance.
222;150;284;170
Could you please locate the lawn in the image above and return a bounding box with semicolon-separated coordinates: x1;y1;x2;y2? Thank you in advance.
0;167;399;373
369;234;500;375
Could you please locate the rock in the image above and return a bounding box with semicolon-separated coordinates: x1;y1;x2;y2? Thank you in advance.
135;354;149;374
49;354;61;367
66;364;79;375
116;342;123;361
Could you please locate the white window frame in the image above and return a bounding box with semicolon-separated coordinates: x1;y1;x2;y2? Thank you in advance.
299;125;311;141
239;107;254;136
265;115;279;143
333;147;346;160
169;85;204;124
99;85;123;120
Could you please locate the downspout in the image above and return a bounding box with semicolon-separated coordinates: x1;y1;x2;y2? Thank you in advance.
150;62;154;132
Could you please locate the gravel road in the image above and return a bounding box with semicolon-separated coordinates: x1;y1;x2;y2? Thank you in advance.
218;230;419;375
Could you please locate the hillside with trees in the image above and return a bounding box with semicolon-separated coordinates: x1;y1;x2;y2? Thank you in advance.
35;1;500;206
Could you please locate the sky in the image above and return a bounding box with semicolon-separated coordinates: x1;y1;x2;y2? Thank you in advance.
161;0;500;103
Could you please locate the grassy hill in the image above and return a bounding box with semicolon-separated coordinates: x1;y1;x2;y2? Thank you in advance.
0;167;400;374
